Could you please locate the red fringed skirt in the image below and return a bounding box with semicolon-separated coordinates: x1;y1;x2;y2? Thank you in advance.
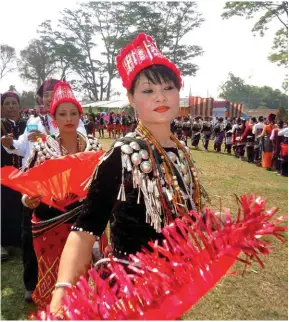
32;214;71;309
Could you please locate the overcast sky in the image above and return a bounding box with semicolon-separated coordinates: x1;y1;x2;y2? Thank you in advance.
0;0;287;101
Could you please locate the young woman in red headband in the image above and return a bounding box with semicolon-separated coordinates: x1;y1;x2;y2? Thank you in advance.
50;33;210;314
21;81;102;308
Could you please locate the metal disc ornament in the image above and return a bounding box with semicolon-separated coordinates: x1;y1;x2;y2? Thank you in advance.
139;149;149;160
131;152;142;165
121;144;133;155
130;141;140;151
140;161;152;173
125;132;136;138
114;141;124;148
167;151;177;163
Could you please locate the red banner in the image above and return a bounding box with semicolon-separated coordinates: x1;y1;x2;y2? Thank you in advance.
189;96;243;118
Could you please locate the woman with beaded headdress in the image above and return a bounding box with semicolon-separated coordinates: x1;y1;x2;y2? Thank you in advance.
21;81;102;308
50;33;210;313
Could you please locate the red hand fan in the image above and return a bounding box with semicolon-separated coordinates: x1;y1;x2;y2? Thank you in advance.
31;195;286;320
1;151;104;211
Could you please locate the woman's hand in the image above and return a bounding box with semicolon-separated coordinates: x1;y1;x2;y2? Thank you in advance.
27;130;46;143
1;134;14;148
50;287;67;315
23;195;42;209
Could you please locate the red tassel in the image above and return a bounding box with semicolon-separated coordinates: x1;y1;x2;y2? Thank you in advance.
31;195;286;320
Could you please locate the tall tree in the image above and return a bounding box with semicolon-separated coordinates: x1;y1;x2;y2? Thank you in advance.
0;44;17;80
20;91;36;109
18;39;58;89
126;1;204;76
84;2;134;100
37;20;83;80
219;73;288;110
221;2;288;67
8;85;17;91
55;8;101;101
33;1;204;101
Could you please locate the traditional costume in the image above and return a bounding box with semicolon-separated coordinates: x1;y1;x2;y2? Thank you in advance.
1;91;26;248
70;33;205;259
261;113;277;169
182;117;192;146
191;119;201;148
241;122;255;163
252;119;265;164
213;119;225;153
232;120;246;159
107;112;115;138
3;80;87;168
201;120;212;151
270;121;284;171
28;33;287;322
174;117;184;141
23;82;102;308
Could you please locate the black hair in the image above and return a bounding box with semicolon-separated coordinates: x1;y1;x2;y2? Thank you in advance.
225;122;232;131
129;65;181;95
251;117;257;123
258;116;264;122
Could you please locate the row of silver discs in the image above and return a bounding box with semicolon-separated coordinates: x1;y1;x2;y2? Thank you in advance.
115;139;152;173
26;135;100;167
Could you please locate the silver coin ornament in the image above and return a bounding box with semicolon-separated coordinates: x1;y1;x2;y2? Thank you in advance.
42;148;47;154
89;139;94;144
184;174;191;184
180;164;188;174
46;154;51;159
92;144;97;149
131;152;142;165
139;149;149;160
40;156;46;162
114;141;124;148
178;149;185;160
41;143;45;148
129;141;140;151
125;132;136;138
167;151;177;163
38;151;43;157
121;144;133;155
140;161;152;173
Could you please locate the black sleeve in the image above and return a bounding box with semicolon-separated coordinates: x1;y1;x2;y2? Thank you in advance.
72;147;122;236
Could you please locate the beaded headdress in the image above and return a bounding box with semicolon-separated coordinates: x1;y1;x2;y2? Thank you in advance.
37;79;60;98
50;81;83;116
1;91;20;106
116;33;182;90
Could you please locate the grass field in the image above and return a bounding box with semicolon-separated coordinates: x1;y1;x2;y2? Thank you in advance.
1;137;288;320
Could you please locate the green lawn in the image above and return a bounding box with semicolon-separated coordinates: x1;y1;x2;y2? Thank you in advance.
1;138;288;320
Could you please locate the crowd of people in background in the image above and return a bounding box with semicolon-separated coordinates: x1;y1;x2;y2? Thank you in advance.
171;113;288;177
18;109;289;177
20;109;138;139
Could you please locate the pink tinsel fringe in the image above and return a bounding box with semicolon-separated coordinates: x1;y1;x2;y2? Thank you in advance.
30;195;286;320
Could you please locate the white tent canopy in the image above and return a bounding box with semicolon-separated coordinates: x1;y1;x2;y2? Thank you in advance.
82;97;189;110
82;99;130;109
